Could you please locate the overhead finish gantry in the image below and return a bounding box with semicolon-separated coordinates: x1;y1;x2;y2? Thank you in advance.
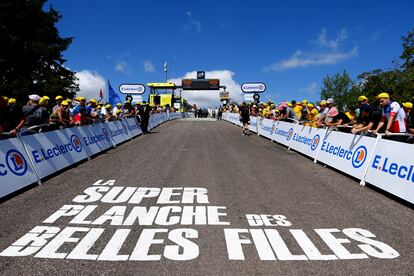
147;72;228;110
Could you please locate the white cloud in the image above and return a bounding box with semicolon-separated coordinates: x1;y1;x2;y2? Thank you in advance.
115;60;133;75
181;11;201;33
264;28;357;71
75;70;106;100
143;60;156;73
169;70;243;108
317;28;347;51
299;82;318;95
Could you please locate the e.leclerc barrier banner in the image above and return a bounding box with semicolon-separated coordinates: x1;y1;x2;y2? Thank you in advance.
223;112;414;204
20;127;89;179
0;113;181;199
364;139;414;203
0;138;39;197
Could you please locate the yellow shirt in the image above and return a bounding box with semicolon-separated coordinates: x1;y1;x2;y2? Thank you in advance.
307;108;319;121
293;105;303;120
345;111;356;122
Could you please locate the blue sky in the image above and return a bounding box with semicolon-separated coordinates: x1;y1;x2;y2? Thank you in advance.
48;0;414;107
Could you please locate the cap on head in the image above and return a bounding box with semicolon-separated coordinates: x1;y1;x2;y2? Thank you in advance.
55;95;63;100
105;104;112;109
8;98;16;104
358;95;368;102
61;100;69;106
29;94;41;101
377;92;389;99
307;103;314;108
402;102;413;109
320;100;327;105
117;102;122;106
327;98;335;104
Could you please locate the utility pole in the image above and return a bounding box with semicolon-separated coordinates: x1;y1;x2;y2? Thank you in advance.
164;61;168;82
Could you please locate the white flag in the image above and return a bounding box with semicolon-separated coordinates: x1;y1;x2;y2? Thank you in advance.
163;62;168;72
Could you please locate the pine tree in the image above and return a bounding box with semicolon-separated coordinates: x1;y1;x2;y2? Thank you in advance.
0;0;78;103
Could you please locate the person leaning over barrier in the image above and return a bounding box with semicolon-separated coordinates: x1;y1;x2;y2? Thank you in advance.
0;96;25;138
104;104;114;122
404;102;413;134
239;102;250;136
23;94;49;128
345;106;358;125
53;95;63;112
324;107;351;128
50;100;72;128
372;93;406;139
304;103;319;127
402;102;412;118
351;104;382;135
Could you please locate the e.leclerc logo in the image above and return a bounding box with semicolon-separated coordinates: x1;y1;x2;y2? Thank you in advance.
4;149;28;176
320;142;367;168
351;146;367;168
122;122;129;135
310;134;320;151
71;135;83;152
270;123;276;135
102;128;111;141
286;128;294;141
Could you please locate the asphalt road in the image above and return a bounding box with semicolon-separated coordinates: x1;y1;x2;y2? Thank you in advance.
0;119;413;275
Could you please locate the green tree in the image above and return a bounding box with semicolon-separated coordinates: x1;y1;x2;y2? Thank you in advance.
357;69;414;104
400;28;414;70
320;71;360;111
0;0;78;103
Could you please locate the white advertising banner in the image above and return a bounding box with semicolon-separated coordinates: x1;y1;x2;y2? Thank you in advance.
249;116;259;133
148;115;156;130
105;120;132;145
364;139;414;204
266;120;297;147
0;138;39;198
224;112;242;127
21;128;88;179
316;130;376;179
124;117;142;137
75;124;114;156
289;125;326;158
258;118;274;139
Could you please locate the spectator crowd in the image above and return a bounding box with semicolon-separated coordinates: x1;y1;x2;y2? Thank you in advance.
0;94;178;138
224;93;414;143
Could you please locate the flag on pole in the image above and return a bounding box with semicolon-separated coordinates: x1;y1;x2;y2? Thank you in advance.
164;61;168;72
99;88;103;103
108;80;122;106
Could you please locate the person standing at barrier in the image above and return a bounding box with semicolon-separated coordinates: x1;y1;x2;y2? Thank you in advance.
139;101;150;134
372;93;406;141
239;102;250;136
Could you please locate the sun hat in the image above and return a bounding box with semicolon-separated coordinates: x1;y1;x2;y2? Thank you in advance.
328;107;339;117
